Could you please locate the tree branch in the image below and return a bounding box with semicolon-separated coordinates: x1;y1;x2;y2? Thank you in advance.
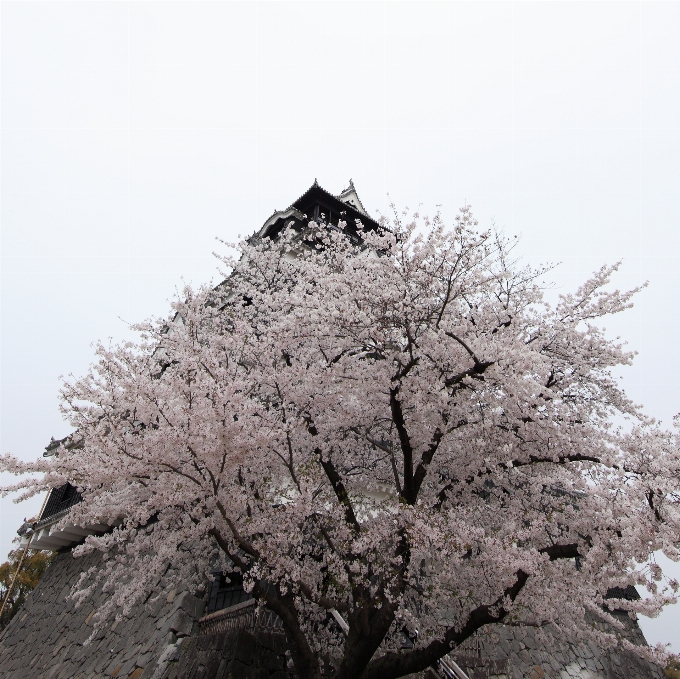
411;428;443;502
304;415;361;531
298;580;348;612
390;386;414;502
215;499;261;559
208;527;249;573
360;543;581;679
443;331;479;361
508;454;601;469
444;360;494;388
316;449;361;531
351;427;403;496
253;583;322;679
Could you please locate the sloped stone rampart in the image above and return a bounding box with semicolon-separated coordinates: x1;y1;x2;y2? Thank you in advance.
0;546;667;679
160;629;295;679
453;618;666;679
0;549;205;679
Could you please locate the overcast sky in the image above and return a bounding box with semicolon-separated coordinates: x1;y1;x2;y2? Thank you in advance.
2;0;680;653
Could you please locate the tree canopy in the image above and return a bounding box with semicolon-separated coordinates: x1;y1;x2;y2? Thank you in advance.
3;208;679;679
0;548;53;630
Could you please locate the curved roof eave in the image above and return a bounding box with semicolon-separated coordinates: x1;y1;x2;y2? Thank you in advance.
257;207;306;239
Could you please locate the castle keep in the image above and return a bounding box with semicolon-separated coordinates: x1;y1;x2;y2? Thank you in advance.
0;183;666;679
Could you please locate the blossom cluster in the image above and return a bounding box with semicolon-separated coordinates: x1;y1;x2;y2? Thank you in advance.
3;208;679;679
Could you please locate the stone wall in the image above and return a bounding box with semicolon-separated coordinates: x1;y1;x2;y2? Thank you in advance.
452;618;666;679
0;549;205;679
0;546;667;679
160;629;295;679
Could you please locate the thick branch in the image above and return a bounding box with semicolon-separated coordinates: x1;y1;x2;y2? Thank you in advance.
444;331;479;361
647;489;663;522
360;569;529;679
539;543;580;560
253;583;321;679
298;580;348;612
411;418;467;502
360;543;581;679
390;386;414;502
316;449;361;531
351;428;403;496
461;454;605;488
508;453;601;469
158;462;202;487
304;415;361;531
215;499;261;559
411;428;443;502
444;360;494;388
336;598;398;679
392;356;420;382
208;527;249;573
433;482;454;511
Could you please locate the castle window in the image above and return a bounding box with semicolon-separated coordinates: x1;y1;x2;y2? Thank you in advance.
206;569;253;613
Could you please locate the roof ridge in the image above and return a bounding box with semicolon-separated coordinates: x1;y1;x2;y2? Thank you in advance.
336;178;368;216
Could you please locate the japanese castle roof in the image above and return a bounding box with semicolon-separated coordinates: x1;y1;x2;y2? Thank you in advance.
257;179;379;240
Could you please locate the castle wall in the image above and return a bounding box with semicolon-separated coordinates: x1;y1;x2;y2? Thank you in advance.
0;549;205;679
160;629;293;679
0;546;666;679
453;619;666;679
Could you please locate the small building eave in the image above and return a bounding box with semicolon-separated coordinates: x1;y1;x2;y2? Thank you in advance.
257;206;306;239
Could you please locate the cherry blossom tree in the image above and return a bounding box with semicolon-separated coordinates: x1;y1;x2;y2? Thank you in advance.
3;208;680;679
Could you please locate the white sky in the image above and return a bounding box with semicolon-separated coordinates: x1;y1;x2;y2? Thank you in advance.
1;0;679;653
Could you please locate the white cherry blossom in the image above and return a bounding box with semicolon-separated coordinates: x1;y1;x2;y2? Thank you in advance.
3;208;679;679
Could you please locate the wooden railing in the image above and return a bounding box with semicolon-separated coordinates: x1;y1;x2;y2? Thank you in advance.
198;599;284;635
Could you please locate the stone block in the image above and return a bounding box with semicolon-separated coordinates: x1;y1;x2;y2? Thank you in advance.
233;629;257;665
173;591;205;620
95;651;114;672
138;662;159;679
117;656;138;677
120;616;137;638
271;633;288;655
120;644;141;664
105;660;123;677
168;609;193;637
162;665;178;679
214;659;227;679
256;647;284;671
57;662;76;679
139;628;164;655
166;643;183;663
254;630;273;652
224;659;267;679
110;636;127;656
149;598;168;618
162;630;179;646
222;632;238;652
136;651;152;668
201;650;224;679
